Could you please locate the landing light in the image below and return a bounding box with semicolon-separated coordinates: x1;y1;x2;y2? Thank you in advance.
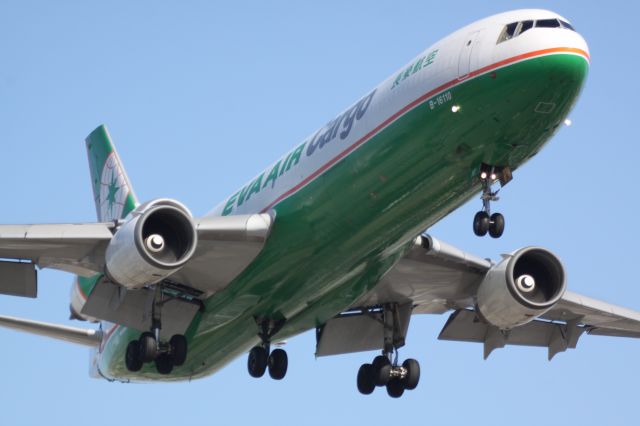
480;172;488;179
564;118;572;126
451;105;461;113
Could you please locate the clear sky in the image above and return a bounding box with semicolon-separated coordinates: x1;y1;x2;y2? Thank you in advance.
0;1;638;425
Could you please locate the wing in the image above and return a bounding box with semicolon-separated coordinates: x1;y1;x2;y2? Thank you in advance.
0;214;272;299
316;234;640;359
0;223;114;276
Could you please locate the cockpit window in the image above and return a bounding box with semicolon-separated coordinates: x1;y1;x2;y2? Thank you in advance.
560;20;575;31
497;22;519;43
520;20;534;34
497;18;575;44
535;19;560;28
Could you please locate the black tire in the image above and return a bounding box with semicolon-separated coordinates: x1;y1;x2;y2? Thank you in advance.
170;334;188;366
268;348;288;380
125;340;143;372
357;364;375;395
473;211;490;236
247;346;268;378
489;213;505;238
139;332;157;363
386;378;405;398
402;358;420;390
155;353;174;375
372;355;391;386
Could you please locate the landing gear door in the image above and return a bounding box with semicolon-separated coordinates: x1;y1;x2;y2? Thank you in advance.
458;31;481;80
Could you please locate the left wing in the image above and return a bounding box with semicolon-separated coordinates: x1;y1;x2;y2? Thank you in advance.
317;235;640;359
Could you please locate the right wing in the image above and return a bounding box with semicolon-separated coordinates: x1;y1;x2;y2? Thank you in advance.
0;223;114;278
0;213;273;299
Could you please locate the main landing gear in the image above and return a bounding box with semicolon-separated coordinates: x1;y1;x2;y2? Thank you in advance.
124;285;189;375
125;331;188;374
357;351;420;398
247;318;288;380
473;164;511;238
356;304;420;398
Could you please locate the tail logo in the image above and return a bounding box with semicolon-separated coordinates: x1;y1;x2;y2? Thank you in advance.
99;153;130;221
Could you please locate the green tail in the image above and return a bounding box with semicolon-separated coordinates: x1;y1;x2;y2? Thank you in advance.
85;125;139;222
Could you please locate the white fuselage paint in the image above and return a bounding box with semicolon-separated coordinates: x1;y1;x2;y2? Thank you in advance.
208;9;588;218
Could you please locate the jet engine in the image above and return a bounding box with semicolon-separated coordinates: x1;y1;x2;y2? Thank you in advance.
105;199;197;289
476;247;566;329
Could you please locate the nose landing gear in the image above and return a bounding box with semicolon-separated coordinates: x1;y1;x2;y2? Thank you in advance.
473;164;510;238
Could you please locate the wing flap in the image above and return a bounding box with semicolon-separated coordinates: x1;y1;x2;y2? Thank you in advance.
0;260;37;297
438;309;585;359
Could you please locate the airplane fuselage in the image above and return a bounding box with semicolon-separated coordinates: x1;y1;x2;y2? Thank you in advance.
95;9;589;380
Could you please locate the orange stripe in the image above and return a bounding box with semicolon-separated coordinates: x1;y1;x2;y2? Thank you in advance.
259;47;588;214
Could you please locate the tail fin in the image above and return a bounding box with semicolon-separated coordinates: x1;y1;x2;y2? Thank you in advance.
85;125;139;222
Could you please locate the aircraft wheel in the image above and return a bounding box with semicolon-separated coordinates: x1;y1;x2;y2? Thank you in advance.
170;334;188;366
155;353;174;375
357;363;375;395
125;340;143;372
402;358;420;390
248;346;268;378
372;355;391;386
473;211;490;236
386;378;405;398
268;348;288;380
139;332;157;363
489;213;505;238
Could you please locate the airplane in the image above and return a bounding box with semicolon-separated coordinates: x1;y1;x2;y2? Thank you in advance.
1;8;639;399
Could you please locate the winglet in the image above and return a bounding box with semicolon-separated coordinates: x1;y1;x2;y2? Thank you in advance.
85;125;139;222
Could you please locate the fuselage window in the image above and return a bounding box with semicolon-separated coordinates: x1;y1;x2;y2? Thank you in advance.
535;19;560;28
560;20;575;31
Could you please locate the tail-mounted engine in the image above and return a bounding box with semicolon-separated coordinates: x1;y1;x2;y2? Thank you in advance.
105;199;197;289
476;247;566;329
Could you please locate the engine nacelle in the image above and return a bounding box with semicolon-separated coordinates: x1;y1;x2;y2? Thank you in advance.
476;247;566;330
105;199;197;289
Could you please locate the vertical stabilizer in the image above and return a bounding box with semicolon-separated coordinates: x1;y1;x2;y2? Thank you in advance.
85;125;139;222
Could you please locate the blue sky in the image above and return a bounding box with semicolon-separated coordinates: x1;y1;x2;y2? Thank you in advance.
0;1;638;424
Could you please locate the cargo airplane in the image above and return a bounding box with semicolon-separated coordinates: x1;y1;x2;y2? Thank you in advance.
2;9;639;398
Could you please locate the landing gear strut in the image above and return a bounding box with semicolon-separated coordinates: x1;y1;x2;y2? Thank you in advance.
473;164;510;238
247;318;288;380
356;304;420;398
124;285;189;375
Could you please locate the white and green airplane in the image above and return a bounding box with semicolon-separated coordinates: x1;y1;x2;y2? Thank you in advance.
1;9;639;398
